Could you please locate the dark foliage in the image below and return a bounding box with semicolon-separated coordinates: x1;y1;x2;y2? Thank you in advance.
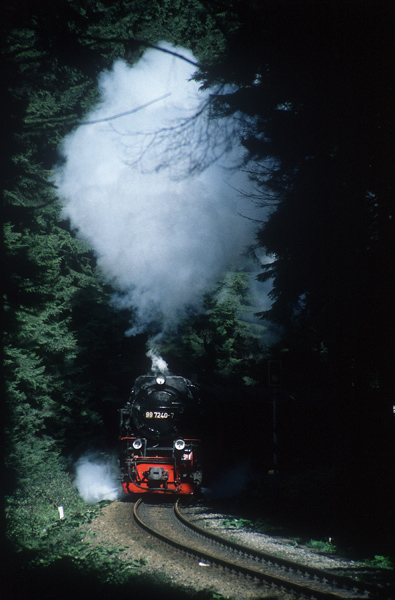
194;0;395;548
199;0;395;386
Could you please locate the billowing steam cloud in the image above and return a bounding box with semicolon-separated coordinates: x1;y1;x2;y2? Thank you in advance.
54;42;265;336
75;453;122;503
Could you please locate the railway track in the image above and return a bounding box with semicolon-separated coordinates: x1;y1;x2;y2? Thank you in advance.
134;499;389;600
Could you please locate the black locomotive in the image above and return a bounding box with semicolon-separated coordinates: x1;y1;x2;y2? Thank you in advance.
119;374;202;495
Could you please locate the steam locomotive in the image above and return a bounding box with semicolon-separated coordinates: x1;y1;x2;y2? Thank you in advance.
119;374;202;495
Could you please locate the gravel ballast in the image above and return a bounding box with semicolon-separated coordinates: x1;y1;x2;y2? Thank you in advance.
79;498;386;599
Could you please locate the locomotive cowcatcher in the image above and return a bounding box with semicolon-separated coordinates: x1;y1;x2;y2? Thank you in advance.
119;374;202;495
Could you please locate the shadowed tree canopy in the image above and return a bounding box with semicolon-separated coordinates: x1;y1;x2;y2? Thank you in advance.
195;0;395;400
192;0;395;547
159;272;267;385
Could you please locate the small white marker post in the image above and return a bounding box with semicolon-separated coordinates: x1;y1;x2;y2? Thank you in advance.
58;506;64;519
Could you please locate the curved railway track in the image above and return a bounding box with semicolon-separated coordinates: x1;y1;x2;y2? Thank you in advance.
134;499;389;600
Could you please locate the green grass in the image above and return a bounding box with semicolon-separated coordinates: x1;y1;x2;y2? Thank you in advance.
362;555;394;569
304;538;339;554
220;515;285;534
221;516;254;529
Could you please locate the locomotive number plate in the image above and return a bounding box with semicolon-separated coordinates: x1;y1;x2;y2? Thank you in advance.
145;411;174;419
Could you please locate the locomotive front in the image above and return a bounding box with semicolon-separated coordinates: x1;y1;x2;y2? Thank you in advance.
119;374;202;495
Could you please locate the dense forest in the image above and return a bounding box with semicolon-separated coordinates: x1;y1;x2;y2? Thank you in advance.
3;0;395;596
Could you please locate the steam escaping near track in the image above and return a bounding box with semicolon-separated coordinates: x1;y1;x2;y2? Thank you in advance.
75;453;122;503
54;42;265;336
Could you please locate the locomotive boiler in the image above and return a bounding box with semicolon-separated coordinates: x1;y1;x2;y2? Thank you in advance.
119;374;202;495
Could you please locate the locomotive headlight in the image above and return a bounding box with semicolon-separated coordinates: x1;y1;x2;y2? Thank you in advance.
132;438;143;450
156;375;166;386
174;439;185;451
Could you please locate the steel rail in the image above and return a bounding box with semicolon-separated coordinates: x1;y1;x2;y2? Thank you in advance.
174;500;379;598
133;499;368;600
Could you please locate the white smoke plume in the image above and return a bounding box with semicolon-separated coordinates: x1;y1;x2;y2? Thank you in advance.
147;347;169;374
75;453;122;503
54;42;265;336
